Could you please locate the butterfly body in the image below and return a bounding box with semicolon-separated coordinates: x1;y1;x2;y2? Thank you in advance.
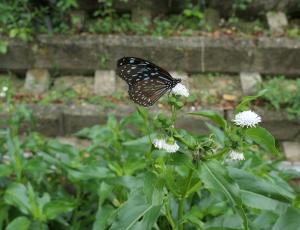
117;57;181;107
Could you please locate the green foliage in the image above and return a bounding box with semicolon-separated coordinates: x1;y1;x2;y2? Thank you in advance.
233;0;253;11
287;27;300;39
0;40;8;54
0;85;299;229
0;0;78;40
257;76;300;118
0;0;273;38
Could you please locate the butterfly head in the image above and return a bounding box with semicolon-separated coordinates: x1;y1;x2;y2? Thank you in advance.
172;78;181;88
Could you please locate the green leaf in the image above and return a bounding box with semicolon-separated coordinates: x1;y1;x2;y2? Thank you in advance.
236;89;267;112
92;205;115;230
106;176;143;190
111;175;164;230
136;106;148;122
206;123;225;147
245;127;279;155
5;216;31;230
27;183;48;221
240;190;287;212
110;192;162;230
253;211;278;230
4;183;30;215
0;164;13;177
189;110;227;129
67;166;112;181
44;200;75;219
228;167;295;202
272;207;300;230
199;160;249;230
92;183;115;230
205;213;244;229
0;204;8;230
206;228;243;230
0;40;8;54
184;207;204;229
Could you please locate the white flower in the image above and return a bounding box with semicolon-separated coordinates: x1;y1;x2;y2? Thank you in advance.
23;151;33;158
172;83;189;97
0;92;6;98
153;138;179;153
232;110;261;128
228;150;245;161
2;154;10;164
2;86;8;92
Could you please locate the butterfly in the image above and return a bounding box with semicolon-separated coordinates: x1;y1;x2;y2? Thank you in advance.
116;57;181;107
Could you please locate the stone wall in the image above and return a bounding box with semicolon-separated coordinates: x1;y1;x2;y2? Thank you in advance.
1;35;300;75
0;104;299;142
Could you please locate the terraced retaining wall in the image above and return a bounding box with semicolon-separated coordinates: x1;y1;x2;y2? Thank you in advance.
1;35;300;75
0;104;299;142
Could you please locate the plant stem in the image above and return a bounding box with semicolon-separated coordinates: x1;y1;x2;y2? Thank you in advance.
184;169;194;196
173;130;195;150
165;197;176;230
171;104;177;124
177;169;194;230
177;198;184;230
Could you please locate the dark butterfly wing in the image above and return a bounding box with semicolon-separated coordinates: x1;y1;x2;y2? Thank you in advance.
116;57;181;106
128;77;170;106
117;57;174;86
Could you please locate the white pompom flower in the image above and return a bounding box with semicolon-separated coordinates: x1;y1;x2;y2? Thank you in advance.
0;92;6;98
0;86;8;98
232;110;261;128
153;138;179;153
227;150;245;161
172;83;189;97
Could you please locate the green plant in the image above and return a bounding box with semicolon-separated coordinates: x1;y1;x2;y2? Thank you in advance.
258;76;300;118
0;0;79;39
0;40;8;54
1;79;299;229
233;0;253;11
183;8;204;20
287;27;299;39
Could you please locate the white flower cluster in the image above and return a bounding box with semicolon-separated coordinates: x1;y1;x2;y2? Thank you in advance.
232;110;261;128
172;83;189;97
228;150;245;161
153;138;179;153
0;86;8;98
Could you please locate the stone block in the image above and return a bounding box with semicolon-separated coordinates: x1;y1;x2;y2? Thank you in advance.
24;69;51;93
0;105;63;137
63;104;106;134
254;37;300;75
0;39;34;71
94;70;116;96
278;161;300;172
23;104;63;136
266;11;288;34
282;141;300;162
116;76;128;96
239;72;262;95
